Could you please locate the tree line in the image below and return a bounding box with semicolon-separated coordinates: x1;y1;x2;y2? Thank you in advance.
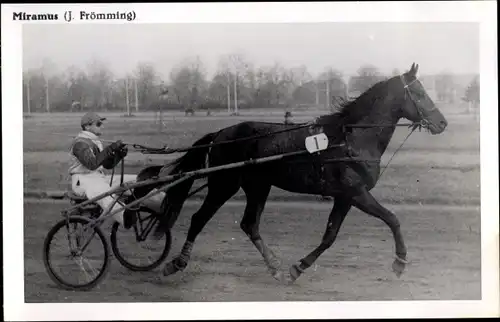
22;54;478;114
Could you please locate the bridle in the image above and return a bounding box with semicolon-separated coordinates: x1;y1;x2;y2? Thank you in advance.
399;74;435;130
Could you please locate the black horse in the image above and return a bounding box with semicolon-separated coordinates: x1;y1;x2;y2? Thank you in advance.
136;63;448;284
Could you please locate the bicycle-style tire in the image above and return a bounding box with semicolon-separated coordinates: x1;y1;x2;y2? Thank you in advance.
110;210;172;272
43;216;111;291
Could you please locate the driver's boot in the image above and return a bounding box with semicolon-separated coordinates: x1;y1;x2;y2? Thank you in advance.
123;195;139;230
123;208;137;229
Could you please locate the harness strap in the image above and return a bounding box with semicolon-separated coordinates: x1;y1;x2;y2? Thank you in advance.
133;122;314;154
120;158;125;186
378;126;417;179
109;166;115;187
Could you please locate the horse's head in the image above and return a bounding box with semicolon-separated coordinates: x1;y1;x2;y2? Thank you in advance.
390;63;448;134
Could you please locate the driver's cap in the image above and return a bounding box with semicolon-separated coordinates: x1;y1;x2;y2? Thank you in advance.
81;112;106;127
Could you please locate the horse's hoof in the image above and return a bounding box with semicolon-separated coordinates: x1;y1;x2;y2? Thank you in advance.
266;256;282;272
271;269;285;283
392;258;407;278
163;261;179;277
284;274;297;285
286;264;302;284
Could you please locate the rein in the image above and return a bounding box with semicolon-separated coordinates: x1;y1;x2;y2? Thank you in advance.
378;125;418;178
344;122;423;129
132;122;314;154
133;120;426;155
109;154;126;187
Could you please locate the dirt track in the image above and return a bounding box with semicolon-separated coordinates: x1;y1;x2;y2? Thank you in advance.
24;199;481;302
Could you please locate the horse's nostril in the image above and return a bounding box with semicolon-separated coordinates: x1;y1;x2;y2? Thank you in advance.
440;120;447;127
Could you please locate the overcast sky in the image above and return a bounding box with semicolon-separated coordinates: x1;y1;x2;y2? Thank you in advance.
23;22;479;79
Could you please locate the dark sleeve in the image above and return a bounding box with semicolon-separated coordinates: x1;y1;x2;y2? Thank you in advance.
72;141;114;170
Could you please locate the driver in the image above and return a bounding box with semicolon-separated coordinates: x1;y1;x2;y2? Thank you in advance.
68;112;137;229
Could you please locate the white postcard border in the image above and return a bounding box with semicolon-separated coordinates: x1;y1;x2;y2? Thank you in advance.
2;1;498;320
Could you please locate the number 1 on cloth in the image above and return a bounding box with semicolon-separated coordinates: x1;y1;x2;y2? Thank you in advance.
305;133;328;153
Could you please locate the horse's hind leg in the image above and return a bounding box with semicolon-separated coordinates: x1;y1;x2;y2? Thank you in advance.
287;197;351;283
239;183;284;280
163;175;240;277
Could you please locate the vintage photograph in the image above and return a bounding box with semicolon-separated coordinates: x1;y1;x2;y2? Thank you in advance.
2;1;498;320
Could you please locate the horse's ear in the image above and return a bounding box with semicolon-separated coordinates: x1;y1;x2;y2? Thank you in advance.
409;63;418;76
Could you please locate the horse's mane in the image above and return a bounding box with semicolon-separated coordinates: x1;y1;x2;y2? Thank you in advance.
314;78;389;138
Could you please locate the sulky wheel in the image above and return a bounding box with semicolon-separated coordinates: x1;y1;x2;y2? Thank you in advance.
43;215;111;291
110;208;172;272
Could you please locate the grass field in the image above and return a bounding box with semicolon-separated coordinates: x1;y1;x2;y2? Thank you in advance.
23;105;482;302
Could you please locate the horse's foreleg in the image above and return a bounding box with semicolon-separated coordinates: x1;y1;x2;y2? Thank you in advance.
287;197;351;283
351;187;408;277
240;185;283;280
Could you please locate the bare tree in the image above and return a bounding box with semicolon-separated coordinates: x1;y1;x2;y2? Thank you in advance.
251;67;271;107
318;67;347;110
208;73;229;104
133;61;159;110
348;64;385;95
46;74;68;111
65;65;90;111
259;62;291;108
23;68;48;113
462;75;480;116
288;65;314;87
225;52;252;114
85;58;114;110
23;54;417;116
23;71;32;114
292;81;317;107
435;71;456;103
170;56;208;114
216;56;233;112
37;58;59;112
279;65;314;110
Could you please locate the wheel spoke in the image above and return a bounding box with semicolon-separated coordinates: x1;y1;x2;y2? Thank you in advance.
43;217;110;291
80;257;99;281
74;257;94;283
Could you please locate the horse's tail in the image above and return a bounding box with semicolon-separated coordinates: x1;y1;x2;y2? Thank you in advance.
158;132;217;231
